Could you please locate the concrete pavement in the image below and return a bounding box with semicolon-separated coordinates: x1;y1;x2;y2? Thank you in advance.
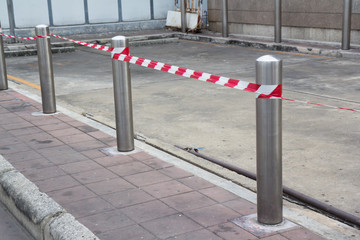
1;88;357;240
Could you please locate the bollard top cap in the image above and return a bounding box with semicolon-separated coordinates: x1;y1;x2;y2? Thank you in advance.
256;55;281;63
112;36;126;41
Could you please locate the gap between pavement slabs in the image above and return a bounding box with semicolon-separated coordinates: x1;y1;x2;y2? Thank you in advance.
0;84;359;240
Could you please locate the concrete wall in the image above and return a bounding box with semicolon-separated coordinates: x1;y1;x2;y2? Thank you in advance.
208;0;360;44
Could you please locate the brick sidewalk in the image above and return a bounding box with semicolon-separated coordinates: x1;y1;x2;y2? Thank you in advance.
0;89;326;240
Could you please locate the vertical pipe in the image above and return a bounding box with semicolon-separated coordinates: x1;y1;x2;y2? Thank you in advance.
342;0;352;50
118;0;123;22
181;0;187;32
150;0;155;20
222;0;228;37
6;0;16;43
47;0;54;26
35;25;56;114
84;0;89;24
256;55;283;225
0;22;8;90
274;0;282;43
111;36;135;152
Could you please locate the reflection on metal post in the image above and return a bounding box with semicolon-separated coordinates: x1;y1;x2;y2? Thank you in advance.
0;22;8;90
274;0;282;43
111;36;135;152
6;0;16;43
35;25;56;114
256;55;283;225
222;0;229;37
181;0;186;33
342;0;352;50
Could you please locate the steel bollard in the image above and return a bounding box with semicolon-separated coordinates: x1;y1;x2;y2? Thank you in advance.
111;36;135;152
222;0;229;37
256;55;283;225
6;0;16;43
180;0;187;33
274;0;282;43
36;25;56;114
342;0;352;50
0;22;8;90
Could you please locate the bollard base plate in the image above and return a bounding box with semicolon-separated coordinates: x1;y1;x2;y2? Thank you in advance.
230;214;298;237
100;146;141;156
31;111;61;116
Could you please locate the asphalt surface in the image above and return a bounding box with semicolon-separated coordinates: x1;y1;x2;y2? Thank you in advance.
3;37;360;221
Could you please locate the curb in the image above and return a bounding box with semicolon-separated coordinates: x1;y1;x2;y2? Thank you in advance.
0;154;99;240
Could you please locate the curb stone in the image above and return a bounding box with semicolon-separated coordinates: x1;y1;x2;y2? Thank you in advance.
0;155;99;240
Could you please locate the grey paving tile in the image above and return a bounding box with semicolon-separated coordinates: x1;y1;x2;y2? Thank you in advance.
35;175;81;192
102;188;154;208
71;167;118;184
62;197;115;218
48;185;97;205
199;186;239;203
178;175;215;190
167;229;223;240
161;191;216;212
108;161;152;177
208;222;258;240
124;170;172;187
159;166;193;179
98;224;156;240
86;178;135;195
280;228;327;240
223;198;257;216
58;160;103;174
142;180;192;199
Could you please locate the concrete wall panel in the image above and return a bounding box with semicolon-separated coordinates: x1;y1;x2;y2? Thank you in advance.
51;0;85;25
0;0;9;28
88;0;119;23
13;0;49;28
122;0;151;21
153;0;174;19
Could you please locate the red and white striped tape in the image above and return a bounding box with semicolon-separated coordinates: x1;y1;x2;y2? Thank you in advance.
0;33;37;40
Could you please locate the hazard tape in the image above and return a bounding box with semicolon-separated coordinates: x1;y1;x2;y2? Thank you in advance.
0;33;37;40
1;32;358;112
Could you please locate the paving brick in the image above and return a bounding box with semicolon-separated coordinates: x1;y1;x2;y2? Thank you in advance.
0;136;23;146
21;165;67;181
93;155;134;167
70;140;107;152
88;131;113;139
11;158;55;171
2;150;43;162
124;170;172;187
167;229;223;240
141;214;203;239
27;137;64;150
48;127;83;137
80;149;107;159
140;157;174;169
129;152;154;161
86;178;135;195
36;145;78;157
280;228;326;240
121;200;177;223
178;175;215;190
97;224;155;240
76;124;98;133
27;117;63;126
142;180;192;199
0;142;32;154
35;175;81;192
8;126;43;136
1;121;34;130
260;235;289;240
208;222;258;240
102;188;154;208
184;204;240;227
62;196;115;218
108;161;152;177
78;209;135;236
67;121;87;127
38;122;72;131
72;167;118;184
159;166;193;179
58;160;103;174
200;186;239;203
223;198;257;216
46;152;90;165
48;185;97;205
56;133;95;144
162;191;216;212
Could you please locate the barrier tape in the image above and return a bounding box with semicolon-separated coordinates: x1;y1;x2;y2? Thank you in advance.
0;33;37;40
1;33;359;112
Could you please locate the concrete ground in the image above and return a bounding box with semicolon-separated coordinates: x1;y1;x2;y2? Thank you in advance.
3;34;360;222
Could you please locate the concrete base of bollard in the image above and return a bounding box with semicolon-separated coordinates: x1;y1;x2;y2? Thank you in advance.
0;155;99;240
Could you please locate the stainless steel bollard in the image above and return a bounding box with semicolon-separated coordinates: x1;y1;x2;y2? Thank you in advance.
180;0;187;33
274;0;282;43
0;22;8;90
111;36;135;152
35;25;56;114
342;0;352;50
222;0;229;37
7;0;16;43
256;55;283;225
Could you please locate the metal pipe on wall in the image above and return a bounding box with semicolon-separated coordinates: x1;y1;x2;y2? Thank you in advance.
181;0;187;32
35;25;56;114
6;0;16;43
342;0;352;50
274;0;282;43
222;0;228;37
111;36;135;152
256;55;283;225
0;22;8;90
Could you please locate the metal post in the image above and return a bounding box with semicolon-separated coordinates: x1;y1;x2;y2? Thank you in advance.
180;0;187;33
111;36;135;152
274;0;282;43
0;22;8;90
35;25;56;114
7;0;16;43
342;0;352;50
256;55;283;225
222;0;229;37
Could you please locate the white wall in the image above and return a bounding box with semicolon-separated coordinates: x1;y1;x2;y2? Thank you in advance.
0;0;9;28
154;0;174;19
51;0;85;25
88;0;119;23
122;0;151;21
13;0;49;27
